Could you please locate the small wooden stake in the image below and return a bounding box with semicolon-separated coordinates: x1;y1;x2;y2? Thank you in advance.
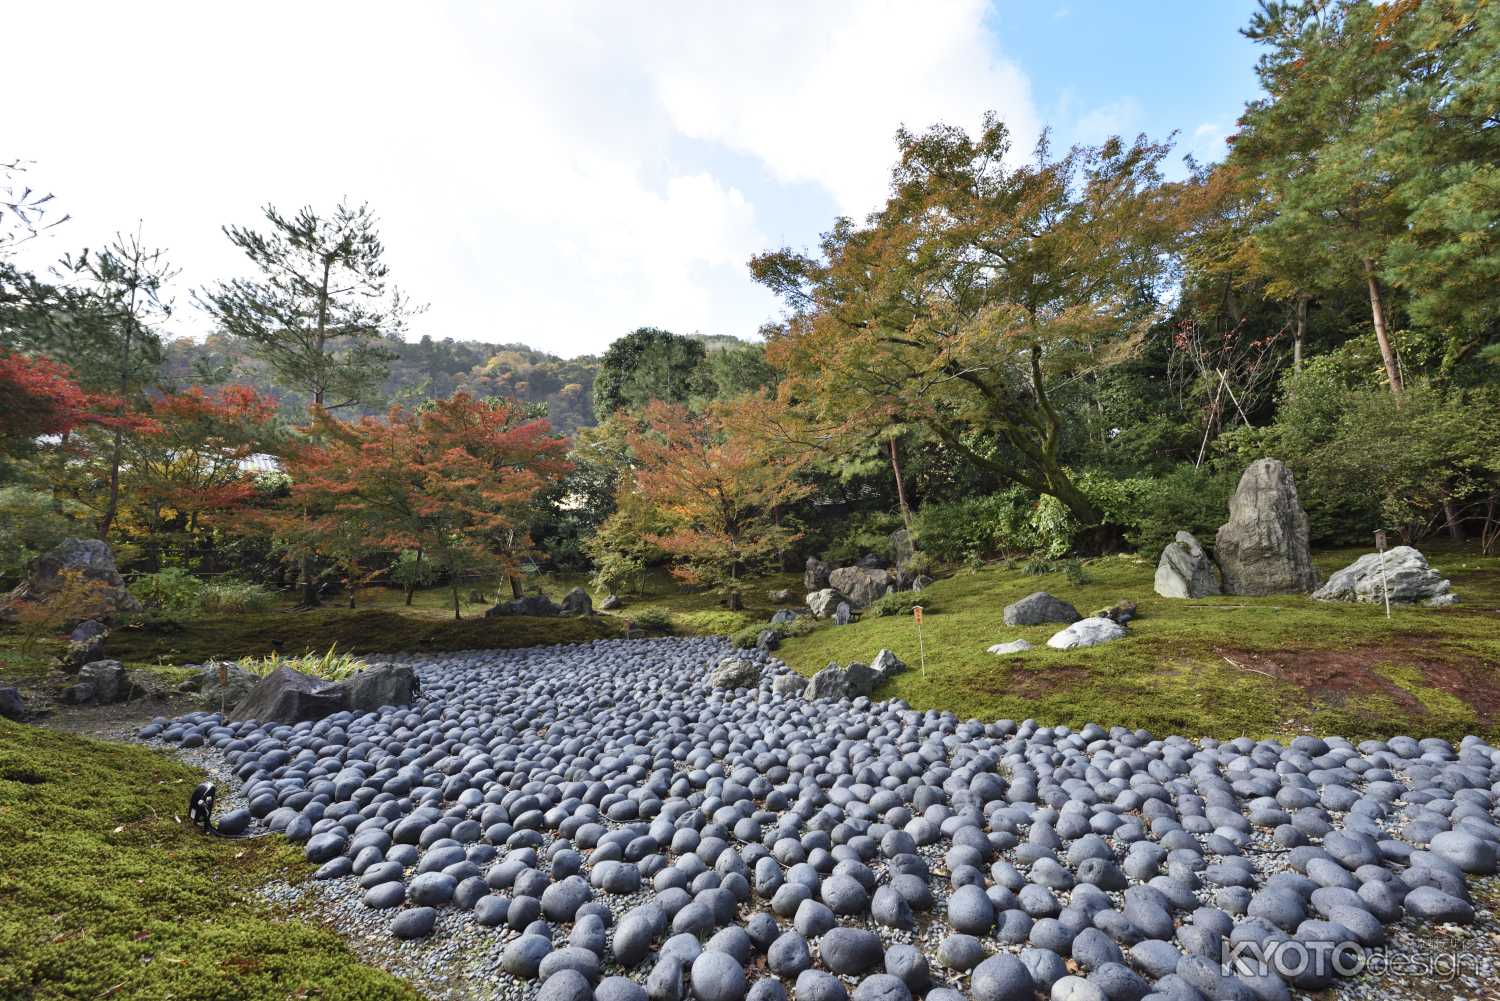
913;605;927;678
1374;529;1392;619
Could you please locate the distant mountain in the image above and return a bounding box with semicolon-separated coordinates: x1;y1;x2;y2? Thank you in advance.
160;333;601;433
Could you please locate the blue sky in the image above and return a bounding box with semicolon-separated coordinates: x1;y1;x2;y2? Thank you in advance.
8;1;1265;357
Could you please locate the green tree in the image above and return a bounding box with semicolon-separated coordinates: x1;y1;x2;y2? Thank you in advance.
196;201;409;410
592;327;711;418
54;231;176;538
1379;0;1500;367
1234;0;1429;395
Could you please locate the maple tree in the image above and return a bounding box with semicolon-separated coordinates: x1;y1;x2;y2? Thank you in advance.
621;397;810;608
281;393;570;617
753;118;1181;534
120;386;280;567
0;351;96;453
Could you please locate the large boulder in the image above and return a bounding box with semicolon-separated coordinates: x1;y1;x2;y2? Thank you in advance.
709;657;760;690
2;538;141;622
1312;546;1457;607
229;665;348;724
804;664;849;701
829;566;891;608
560;588;593;616
843;662;878;699
1046;617;1126;650
485;594;561;617
0;687;24;721
344;663;420;712
1154;531;1221;599
1003;592;1081;627
804;558;831;593
1214;459;1318;595
806;589;847;619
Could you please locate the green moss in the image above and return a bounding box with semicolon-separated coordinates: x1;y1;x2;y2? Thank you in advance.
774;550;1500;742
0;719;421;1001
83;609;619;665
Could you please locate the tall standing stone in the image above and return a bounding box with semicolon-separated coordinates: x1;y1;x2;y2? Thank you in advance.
1214;459;1318;595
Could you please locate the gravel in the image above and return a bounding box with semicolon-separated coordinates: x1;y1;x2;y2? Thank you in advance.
142;636;1500;1001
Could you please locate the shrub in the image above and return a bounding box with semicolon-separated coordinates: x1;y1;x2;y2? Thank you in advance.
628;607;674;633
864;591;927;617
131;568;204;613
731;616;814;649
196;581;277;614
11;569;114;654
237;643;367;681
1063;559;1092;586
0;487;88;588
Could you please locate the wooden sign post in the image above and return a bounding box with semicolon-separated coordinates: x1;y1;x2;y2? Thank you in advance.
1374;530;1391;619
913;605;927;678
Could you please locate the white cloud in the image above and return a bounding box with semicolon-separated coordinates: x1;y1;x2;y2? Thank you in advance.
1070;97;1145;145
5;1;1037;356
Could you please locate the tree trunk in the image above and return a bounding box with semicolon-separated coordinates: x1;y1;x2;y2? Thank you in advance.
727;591;743;611
1362;259;1404;396
510;575;523;599
451;579;462;620
1442;494;1465;541
889;437;913;536
301;555;319;607
1293;294;1308;373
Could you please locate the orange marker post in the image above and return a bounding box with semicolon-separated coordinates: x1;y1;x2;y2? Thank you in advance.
913;605;926;678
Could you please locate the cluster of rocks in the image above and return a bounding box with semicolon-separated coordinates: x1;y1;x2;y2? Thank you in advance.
1154;459;1460;608
989;594;1131;655
803;531;932;625
145;636;1500;1001
487;588;596;619
60;659;137;705
784;651;909;702
0;537;142;623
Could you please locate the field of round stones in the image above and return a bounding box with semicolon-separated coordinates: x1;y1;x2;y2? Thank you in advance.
143;637;1499;1001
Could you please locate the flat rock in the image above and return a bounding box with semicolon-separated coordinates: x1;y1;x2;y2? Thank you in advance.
1003;592;1081;627
1046;617;1126;650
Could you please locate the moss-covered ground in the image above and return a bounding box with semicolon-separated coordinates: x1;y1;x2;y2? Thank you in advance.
770;545;1500;743
0;719;422;1001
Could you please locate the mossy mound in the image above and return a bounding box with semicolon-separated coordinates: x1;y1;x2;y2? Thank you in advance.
0;719;421;1000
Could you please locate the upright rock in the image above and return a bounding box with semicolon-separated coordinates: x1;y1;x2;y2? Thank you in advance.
2;538;141;622
804;558;831;593
890;528;915;567
1154;531;1221;598
560;587;593;616
1214;459;1318;596
1312;546;1457;607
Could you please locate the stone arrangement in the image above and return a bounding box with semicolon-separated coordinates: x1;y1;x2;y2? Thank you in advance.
0;537;142;622
144;637;1499;1001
